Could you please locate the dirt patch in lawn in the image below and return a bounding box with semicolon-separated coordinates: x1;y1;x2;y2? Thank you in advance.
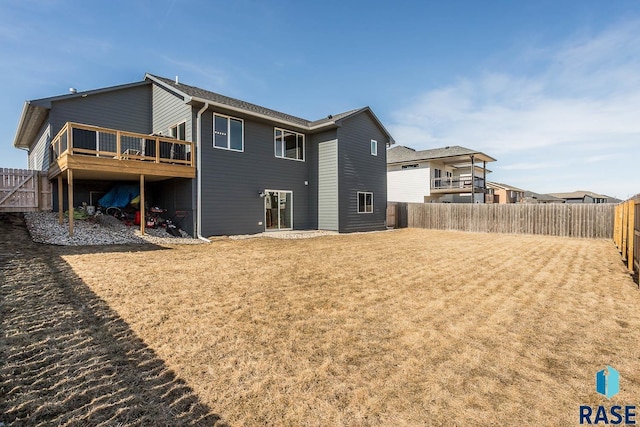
50;227;639;426
0;214;224;426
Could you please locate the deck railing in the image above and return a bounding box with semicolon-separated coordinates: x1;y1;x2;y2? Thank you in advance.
49;122;195;167
431;176;485;191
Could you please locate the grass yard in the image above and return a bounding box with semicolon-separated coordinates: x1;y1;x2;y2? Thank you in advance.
54;228;640;426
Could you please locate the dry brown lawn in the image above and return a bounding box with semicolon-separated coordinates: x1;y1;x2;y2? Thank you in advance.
60;228;640;426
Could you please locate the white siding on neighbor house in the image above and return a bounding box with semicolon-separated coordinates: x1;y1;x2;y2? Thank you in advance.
318;139;339;231
387;167;431;203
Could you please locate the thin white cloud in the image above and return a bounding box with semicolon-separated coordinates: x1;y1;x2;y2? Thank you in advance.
159;56;229;89
388;19;640;198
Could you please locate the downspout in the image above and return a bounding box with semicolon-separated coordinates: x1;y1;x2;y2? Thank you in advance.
196;101;210;242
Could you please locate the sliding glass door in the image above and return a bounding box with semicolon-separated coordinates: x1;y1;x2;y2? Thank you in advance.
265;190;292;230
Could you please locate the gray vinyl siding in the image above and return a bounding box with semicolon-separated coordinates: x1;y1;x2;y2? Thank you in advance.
29;121;51;170
49;84;152;136
199;110;310;236
337;112;388;232
152;84;192;141
317;140;339;230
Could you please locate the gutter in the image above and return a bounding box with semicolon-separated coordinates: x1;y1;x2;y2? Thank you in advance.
189;95;315;132
196;101;211;242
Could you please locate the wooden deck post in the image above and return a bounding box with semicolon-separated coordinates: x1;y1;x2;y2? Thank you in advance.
67;169;74;236
140;174;145;235
57;174;63;225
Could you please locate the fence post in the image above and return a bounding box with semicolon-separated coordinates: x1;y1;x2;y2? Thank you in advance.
628;200;635;272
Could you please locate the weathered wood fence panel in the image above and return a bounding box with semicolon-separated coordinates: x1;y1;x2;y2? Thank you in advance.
388;202;615;239
614;196;640;285
0;168;52;213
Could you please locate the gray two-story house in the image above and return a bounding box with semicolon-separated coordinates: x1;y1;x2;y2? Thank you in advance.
13;73;393;237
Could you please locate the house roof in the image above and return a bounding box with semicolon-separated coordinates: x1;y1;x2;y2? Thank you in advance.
14;73;395;149
145;74;394;141
147;74;311;127
387;145;496;164
548;191;609;200
487;181;527;193
523;191;565;202
13;81;150;149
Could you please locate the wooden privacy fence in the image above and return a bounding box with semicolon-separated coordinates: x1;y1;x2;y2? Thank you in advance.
387;202;615;239
0;168;52;213
614;196;640;285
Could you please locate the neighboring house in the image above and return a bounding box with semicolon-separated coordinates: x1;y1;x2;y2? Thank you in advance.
548;191;614;204
486;182;526;204
522;191;566;204
12;73;394;237
387;145;496;203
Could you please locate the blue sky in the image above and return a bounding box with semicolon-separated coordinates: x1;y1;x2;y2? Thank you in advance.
1;0;639;199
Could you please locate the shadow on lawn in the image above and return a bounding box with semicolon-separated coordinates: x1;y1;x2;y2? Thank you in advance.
0;215;227;426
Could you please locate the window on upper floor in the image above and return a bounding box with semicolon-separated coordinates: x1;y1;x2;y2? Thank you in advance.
402;164;419;169
169;122;186;141
214;113;243;151
274;128;304;161
357;192;373;213
371;139;378;156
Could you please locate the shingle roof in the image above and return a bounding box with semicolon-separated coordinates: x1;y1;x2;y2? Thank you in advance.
14;73;395;149
548;191;608;200
523;191;565;202
308;109;362;127
149;74;311;127
487;182;527;193
387;145;496;164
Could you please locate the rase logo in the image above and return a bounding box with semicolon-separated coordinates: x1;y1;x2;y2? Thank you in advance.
596;366;620;399
579;366;636;425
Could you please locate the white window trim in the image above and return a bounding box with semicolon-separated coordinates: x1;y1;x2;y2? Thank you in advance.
371;139;378;156
274;127;305;162
169;120;187;140
357;191;374;214
213;113;244;152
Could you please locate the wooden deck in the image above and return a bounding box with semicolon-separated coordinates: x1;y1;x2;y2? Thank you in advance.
48;122;196;236
48;122;195;181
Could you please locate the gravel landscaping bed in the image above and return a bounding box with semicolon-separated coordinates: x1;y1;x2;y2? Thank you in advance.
24;212;359;246
229;230;338;240
24;212;201;246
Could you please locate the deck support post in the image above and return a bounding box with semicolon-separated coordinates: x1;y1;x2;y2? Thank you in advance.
57;174;63;225
67;169;74;236
140;174;145;235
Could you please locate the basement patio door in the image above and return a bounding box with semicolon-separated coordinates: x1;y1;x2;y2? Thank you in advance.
265;190;292;231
